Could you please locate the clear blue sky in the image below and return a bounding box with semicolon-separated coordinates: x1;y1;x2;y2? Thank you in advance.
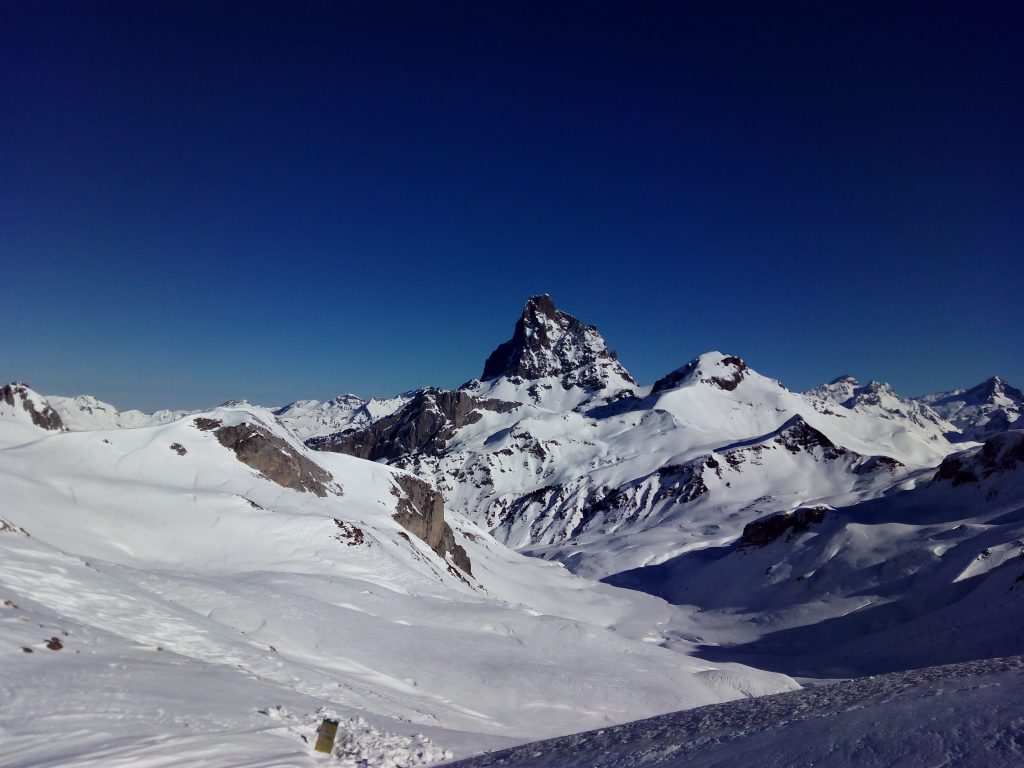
2;1;1021;411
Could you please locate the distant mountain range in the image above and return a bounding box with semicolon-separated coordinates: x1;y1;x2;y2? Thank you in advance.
4;294;1023;764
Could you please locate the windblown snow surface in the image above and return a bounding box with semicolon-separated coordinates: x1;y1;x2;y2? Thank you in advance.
444;655;1024;768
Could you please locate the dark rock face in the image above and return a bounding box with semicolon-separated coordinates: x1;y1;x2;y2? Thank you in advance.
480;295;635;389
392;473;447;552
309;389;518;461
651;360;700;394
853;455;904;475
391;474;472;574
773;417;846;459
568;461;712;539
710;356;749;391
197;417;340;497
440;525;473;575
935;431;1024;486
333;518;366;546
1;382;64;431
741;506;827;547
652;355;749;395
934;455;976;487
0;519;30;535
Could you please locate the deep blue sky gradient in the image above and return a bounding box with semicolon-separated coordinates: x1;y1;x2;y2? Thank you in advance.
2;1;1022;410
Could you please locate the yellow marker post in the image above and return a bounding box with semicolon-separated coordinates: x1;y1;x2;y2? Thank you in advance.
314;717;339;754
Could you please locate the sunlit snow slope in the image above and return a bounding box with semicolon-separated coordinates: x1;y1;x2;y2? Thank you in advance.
0;391;794;767
313;297;968;580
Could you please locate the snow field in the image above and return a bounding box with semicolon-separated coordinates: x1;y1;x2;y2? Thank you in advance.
0;404;796;766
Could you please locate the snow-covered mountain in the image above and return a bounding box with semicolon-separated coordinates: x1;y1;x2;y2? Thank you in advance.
47;392;193;432
607;429;1024;677
805;375;955;441
273;393;415;441
312;297;963;580
0;386;794;766
0;381;64;445
919;375;1024;441
45;387;407;443
6;294;1023;766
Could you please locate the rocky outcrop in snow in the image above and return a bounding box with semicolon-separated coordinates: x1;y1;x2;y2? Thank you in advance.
934;430;1024;487
392;473;472;574
740;506;828;547
0;382;64;432
805;376;954;441
309;389;519;461
652;354;750;394
195;415;341;497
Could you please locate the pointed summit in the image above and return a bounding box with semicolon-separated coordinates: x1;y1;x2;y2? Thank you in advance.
481;295;635;390
969;376;1023;403
920;375;1023;441
805;375;861;404
652;352;750;394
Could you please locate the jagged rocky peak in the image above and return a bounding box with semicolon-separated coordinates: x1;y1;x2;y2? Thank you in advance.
0;381;64;432
805;376;953;437
652;352;750;394
807;377;902;407
971;376;1022;402
480;294;635;390
926;376;1023;410
848;380;900;403
806;375;860;404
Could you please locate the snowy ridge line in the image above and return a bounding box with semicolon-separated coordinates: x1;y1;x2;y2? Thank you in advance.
296;296;1014;582
443;655;1024;768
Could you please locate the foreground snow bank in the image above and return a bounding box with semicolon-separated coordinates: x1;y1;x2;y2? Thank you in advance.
445;655;1024;767
255;707;451;767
